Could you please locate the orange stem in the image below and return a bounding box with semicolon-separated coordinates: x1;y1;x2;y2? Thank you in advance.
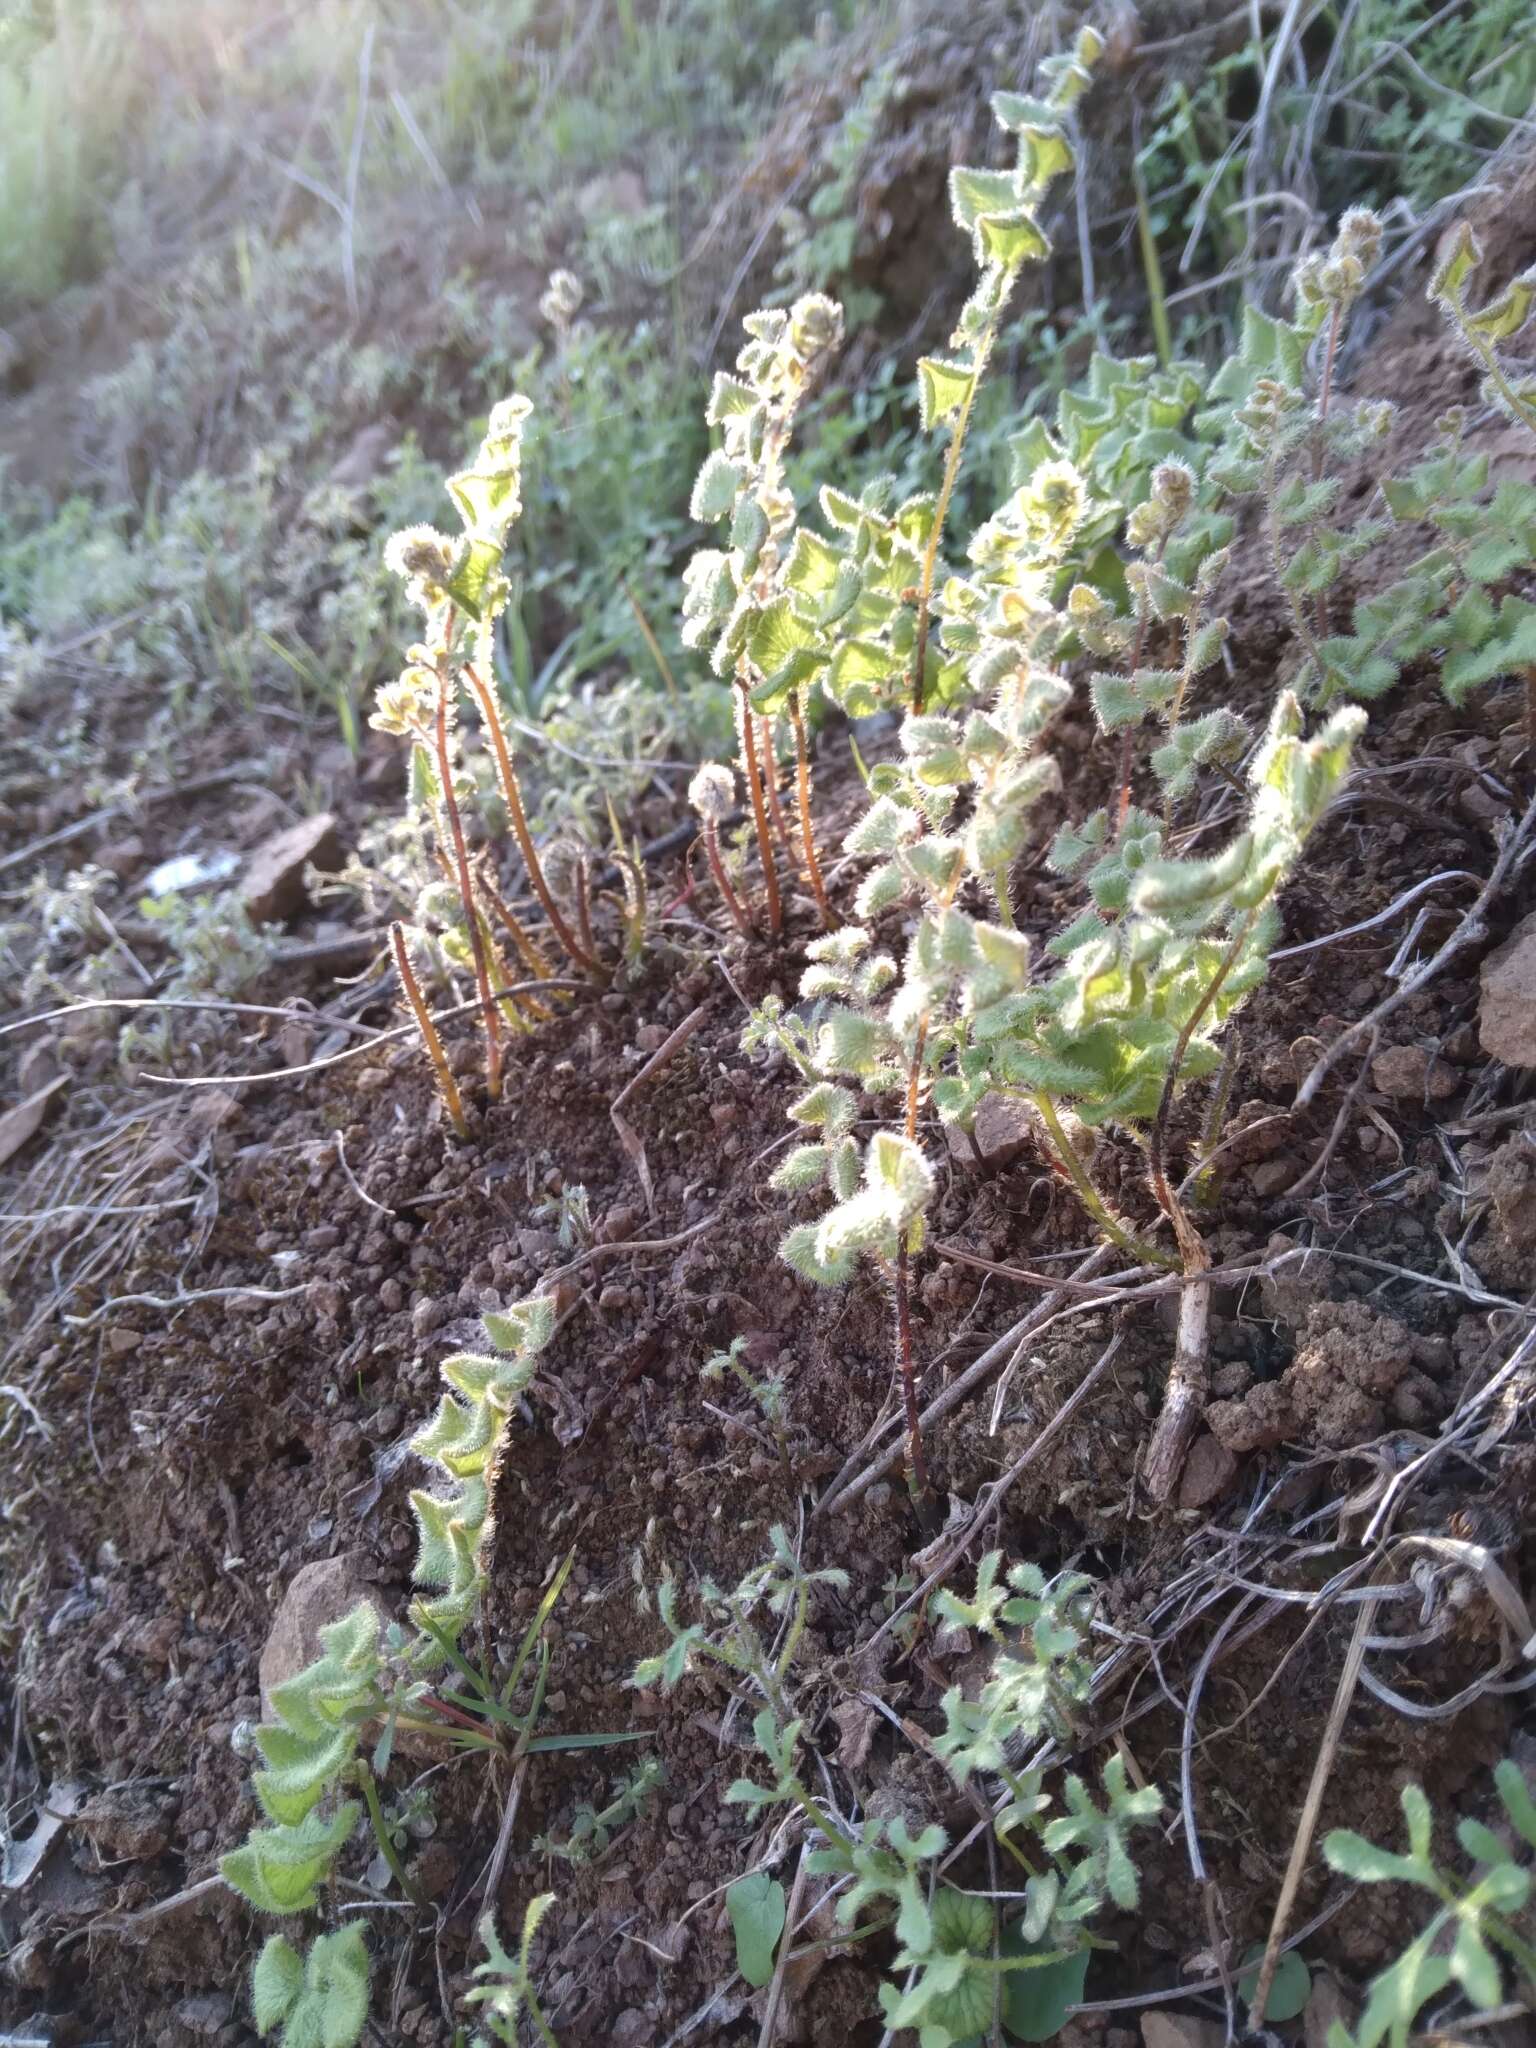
462;661;599;975
434;670;502;1100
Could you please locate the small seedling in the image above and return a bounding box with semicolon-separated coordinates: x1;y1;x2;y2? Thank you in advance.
533;1756;663;1865
701;1334;793;1485
1322;1761;1536;2048
630;1523;847;1727
464;1898;562;2048
645;1548;1161;2046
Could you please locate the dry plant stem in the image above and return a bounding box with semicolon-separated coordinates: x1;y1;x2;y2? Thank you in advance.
1144;910;1259;1499
389;922;468;1138
700;819;754;938
912;300;1004;713
1142;1281;1211;1504
756;1845;812;2048
1295;782;1536;1108
434;670;503;1099
790;697;834;927
735;677;782;936
462;659;600;974
1249;1590;1377;2026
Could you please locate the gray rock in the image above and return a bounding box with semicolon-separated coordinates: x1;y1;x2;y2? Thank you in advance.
1481;910;1536;1068
240;813;343;926
259;1554;379;1722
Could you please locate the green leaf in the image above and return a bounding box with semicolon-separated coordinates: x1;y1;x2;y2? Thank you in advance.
1000;1924;1089;2042
1429;223;1479;308
782;527;843;600
251;1936;304;2037
827;637;901;715
1495;1759;1536;1851
1239;1945;1311;2023
950;165;1020;230
748;594;821;679
919;357;976;431
1321;1826;1429;1889
1469;276;1535;342
447;465;521;540
691;449;747;523
726;1872;786;1988
221;1803;363;1916
706;372;756;423
980;207;1049;268
444;536;509;624
1443;595;1536;704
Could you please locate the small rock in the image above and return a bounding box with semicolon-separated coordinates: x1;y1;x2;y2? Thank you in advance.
175;1994;233;2037
1247;1157;1296;1197
411;1297;448;1340
1304;1974;1355;2048
128;1615;181;1666
107;1327;142;1356
77;1783;174;1861
611;2010;655;2047
598;1203;641;1245
98;833;146;879
1142;2015;1224;2048
240;813;344;927
4;1935;50;1990
944;1092;1038;1170
1178;1433;1239;1509
258;1555;380;1722
1371;1042;1456;1100
1480;911;1536;1068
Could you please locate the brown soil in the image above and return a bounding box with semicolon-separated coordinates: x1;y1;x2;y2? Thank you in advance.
4;122;1536;2048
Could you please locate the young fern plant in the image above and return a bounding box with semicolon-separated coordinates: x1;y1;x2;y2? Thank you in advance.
221;1294;557;2048
682;293;846;936
372;399;601;1125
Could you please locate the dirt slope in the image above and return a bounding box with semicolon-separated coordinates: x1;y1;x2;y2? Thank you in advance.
3;160;1536;2048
